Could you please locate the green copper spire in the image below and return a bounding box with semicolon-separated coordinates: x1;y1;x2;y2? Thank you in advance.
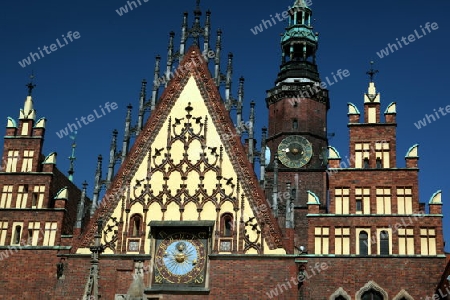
293;0;311;9
276;0;320;84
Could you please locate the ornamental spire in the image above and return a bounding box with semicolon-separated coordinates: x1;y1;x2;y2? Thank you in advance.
26;72;36;96
68;132;77;182
366;61;379;83
364;62;381;104
20;72;37;121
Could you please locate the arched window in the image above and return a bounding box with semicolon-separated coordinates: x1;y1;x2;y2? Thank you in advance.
376;157;382;169
359;231;368;256
380;231;389;255
13;225;22;244
361;289;383;300
221;213;233;237
363;158;370;169
329;287;351;300
356;281;388;300
129;214;142;237
292;119;298;130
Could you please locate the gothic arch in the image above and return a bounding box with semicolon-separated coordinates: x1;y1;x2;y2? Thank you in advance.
329;287;351;300
392;289;414;300
355;281;388;300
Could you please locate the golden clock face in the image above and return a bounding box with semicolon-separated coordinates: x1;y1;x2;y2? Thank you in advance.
154;232;206;284
277;136;313;168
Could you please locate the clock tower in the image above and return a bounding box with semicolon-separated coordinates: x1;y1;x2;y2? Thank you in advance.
265;0;329;244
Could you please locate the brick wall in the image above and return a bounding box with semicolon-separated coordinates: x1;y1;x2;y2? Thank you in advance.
52;256;298;300
303;256;446;299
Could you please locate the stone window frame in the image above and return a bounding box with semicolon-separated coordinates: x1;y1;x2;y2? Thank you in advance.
329;287;351;300
220;212;234;237
392;289;414;300
129;214;144;237
355;281;388;300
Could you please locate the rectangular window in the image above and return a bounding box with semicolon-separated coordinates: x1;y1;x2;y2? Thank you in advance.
356;200;362;212
16;185;29;209
0;185;13;208
355;143;370;168
314;227;329;254
375;141;390;168
27;222;40;246
398;228;414;255
21;122;29;136
376;188;391;214
6;150;19;172
368;107;376;123
0;222;8;246
355;187;370;214
335;188;350;214
420;228;436;255
335;227;350;255
33;185;46;208
21;150;34;172
43;222;57;246
397;187;413;214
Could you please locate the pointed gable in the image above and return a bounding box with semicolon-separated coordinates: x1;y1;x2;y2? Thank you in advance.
75;46;285;254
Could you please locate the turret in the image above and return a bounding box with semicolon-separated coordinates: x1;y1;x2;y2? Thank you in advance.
276;0;320;84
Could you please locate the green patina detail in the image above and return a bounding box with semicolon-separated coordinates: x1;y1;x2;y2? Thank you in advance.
282;26;318;43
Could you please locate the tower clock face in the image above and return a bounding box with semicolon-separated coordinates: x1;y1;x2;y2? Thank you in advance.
154;232;207;284
277;135;313;168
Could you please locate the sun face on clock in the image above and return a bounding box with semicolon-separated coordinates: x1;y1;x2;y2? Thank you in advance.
277;136;313;168
154;232;206;284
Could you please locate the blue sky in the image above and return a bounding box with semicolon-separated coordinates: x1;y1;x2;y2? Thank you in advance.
0;0;449;251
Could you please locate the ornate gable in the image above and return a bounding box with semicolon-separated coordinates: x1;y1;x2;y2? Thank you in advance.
75;46;285;255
